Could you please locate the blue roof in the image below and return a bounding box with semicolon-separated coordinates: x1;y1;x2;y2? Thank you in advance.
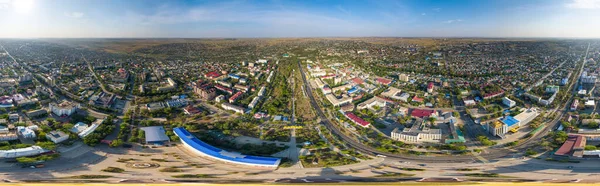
173;127;280;167
347;87;359;94
501;116;520;127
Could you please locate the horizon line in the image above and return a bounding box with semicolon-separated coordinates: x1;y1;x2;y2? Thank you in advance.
1;36;600;40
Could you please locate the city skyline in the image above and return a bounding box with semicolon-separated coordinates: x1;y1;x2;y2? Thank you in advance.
1;0;600;38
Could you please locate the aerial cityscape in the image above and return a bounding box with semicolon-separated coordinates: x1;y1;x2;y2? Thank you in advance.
1;0;600;185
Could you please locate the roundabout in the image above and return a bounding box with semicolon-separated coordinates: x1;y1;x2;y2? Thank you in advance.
126;162;161;169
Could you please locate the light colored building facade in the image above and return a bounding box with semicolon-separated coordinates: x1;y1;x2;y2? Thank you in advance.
49;101;79;116
502;97;516;108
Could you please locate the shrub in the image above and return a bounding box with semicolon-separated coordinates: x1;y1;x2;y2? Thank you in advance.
101;167;124;173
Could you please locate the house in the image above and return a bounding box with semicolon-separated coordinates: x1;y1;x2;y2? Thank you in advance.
398;107;409;116
17;126;36;139
46;130;69;143
571;99;579;111
183;105;202;115
411;95;424;103
427;82;434;93
70;122;89;134
411;109;437;118
464;99;476;106
397;93;410;102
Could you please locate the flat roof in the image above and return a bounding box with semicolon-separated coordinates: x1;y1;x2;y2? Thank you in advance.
141;126;170;143
501;116;519;127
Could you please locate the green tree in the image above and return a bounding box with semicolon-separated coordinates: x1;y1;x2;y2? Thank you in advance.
584;145;597;150
110;139;123;147
36;141;56;150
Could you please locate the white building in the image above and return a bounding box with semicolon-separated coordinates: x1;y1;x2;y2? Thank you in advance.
70;122;88;134
399;74;409;82
222;103;245;114
586;100;595;108
0;146;47;158
49;101;79;116
248;97;260;109
545;85;559;93
310;70;327;77
502;97;516;108
390;120;441;143
258;86;266;97
78;123;100;138
397;93;410;102
325;94;352;107
381;87;403;100
513;108;539;127
46;130;69;143
17;126;36;139
215;95;225;102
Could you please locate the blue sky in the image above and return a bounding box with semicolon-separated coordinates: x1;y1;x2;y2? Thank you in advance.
1;0;600;38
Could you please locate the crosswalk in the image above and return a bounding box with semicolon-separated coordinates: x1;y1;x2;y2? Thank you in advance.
472;151;490;164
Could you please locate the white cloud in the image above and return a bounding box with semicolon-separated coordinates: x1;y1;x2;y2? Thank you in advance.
566;0;600;9
0;0;9;10
64;12;84;18
421;13;426;16
119;2;392;37
432;8;441;12
443;19;463;24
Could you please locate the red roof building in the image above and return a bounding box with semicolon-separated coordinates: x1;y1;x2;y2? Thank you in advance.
344;112;370;127
229;92;243;103
214;84;234;95
483;90;505;100
321;74;336;79
376;78;392;86
351;78;365;85
183;105;202;115
205;71;222;79
427;82;434;93
411;109;436;118
412;95;424;103
555;134;586;158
